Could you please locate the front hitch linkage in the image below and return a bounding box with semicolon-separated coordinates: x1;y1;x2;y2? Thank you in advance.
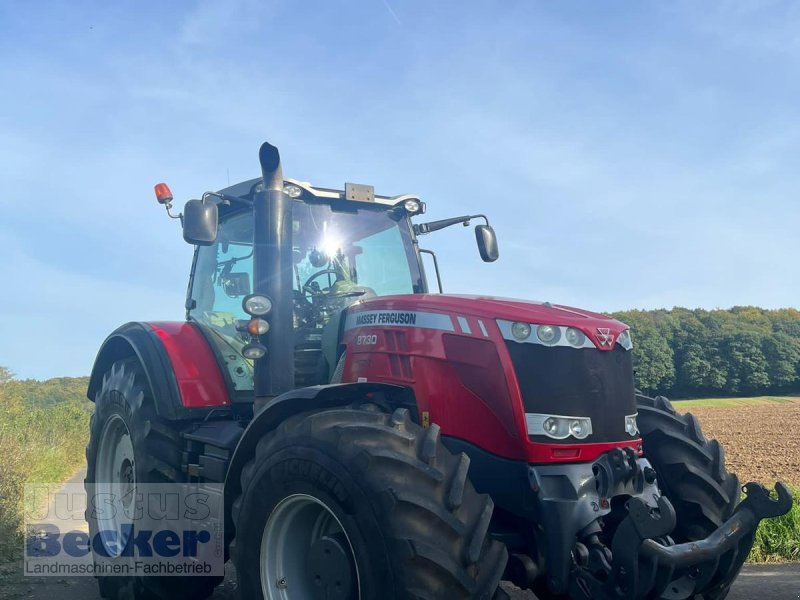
573;482;792;600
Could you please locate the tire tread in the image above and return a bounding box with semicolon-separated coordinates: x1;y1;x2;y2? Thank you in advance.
637;393;740;599
85;358;219;600
232;405;507;599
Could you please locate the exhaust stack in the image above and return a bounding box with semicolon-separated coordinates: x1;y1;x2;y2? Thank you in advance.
253;142;294;399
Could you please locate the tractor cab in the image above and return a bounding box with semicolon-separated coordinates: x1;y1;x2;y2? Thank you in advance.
185;179;426;391
174;171;497;397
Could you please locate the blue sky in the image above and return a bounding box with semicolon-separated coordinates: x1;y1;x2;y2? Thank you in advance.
1;0;798;379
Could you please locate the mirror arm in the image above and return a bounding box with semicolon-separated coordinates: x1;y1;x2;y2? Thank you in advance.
164;203;183;220
201;191;253;206
202;191;229;205
164;189;248;224
414;214;490;235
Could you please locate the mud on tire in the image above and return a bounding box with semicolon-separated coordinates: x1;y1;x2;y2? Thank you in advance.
231;406;508;599
85;359;221;600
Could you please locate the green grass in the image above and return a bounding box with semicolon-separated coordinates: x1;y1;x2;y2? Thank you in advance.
749;486;800;563
0;381;91;561
672;395;798;409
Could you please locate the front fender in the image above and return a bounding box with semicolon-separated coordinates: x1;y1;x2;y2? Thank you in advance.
223;382;417;522
87;321;230;420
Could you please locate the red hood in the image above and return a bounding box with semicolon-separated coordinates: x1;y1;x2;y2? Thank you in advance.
353;294;626;330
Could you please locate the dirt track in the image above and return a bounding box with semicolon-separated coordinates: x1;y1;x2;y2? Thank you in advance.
4;562;799;599
676;399;800;487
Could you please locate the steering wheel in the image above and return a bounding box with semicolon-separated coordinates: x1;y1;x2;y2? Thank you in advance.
302;269;339;298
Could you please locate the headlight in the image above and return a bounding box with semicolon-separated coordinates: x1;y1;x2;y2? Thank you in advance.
625;414;639;436
526;413;592;440
394;197;425;215
569;419;586;437
543;417;559;435
565;327;586;347
242;342;267;360
497;320;597;349
536;324;561;345
511;322;532;340
247;318;270;336
283;184;302;198
618;329;633;351
243;294;273;317
404;199;423;214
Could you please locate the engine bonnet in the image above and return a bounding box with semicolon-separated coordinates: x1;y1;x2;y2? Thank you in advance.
347;293;629;350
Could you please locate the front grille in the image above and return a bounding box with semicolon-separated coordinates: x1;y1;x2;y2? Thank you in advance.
505;342;637;443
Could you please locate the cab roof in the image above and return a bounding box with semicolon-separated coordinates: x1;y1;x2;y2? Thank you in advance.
217;177;420;209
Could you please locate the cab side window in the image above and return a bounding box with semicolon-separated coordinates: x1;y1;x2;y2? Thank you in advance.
189;211;254;391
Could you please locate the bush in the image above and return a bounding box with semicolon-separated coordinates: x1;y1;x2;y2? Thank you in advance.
0;376;90;561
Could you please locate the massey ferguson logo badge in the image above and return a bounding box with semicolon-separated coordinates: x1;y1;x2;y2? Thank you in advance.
595;328;615;347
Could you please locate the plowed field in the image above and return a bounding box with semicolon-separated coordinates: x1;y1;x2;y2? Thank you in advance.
674;397;800;487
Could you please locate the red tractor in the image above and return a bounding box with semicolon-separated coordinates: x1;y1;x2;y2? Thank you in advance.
86;142;790;600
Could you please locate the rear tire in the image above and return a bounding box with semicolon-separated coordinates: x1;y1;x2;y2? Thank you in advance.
231;406;508;599
85;359;221;600
636;393;740;599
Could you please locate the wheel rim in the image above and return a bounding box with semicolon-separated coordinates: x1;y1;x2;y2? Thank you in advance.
95;413;136;557
260;494;361;600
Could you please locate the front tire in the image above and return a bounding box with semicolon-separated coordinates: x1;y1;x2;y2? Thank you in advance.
85;359;221;600
636;393;740;599
231;406;508;599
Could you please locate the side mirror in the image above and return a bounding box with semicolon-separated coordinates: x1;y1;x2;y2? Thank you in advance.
222;272;251;297
183;199;218;246
475;224;499;262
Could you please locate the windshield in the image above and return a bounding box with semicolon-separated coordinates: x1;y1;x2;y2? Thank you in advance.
291;202;424;297
188;200;424;391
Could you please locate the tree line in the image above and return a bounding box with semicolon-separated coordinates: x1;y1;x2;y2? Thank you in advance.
0;366;91;407
2;304;799;404
611;307;800;398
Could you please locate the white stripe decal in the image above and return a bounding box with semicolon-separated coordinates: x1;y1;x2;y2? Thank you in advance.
344;310;455;332
457;316;471;334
